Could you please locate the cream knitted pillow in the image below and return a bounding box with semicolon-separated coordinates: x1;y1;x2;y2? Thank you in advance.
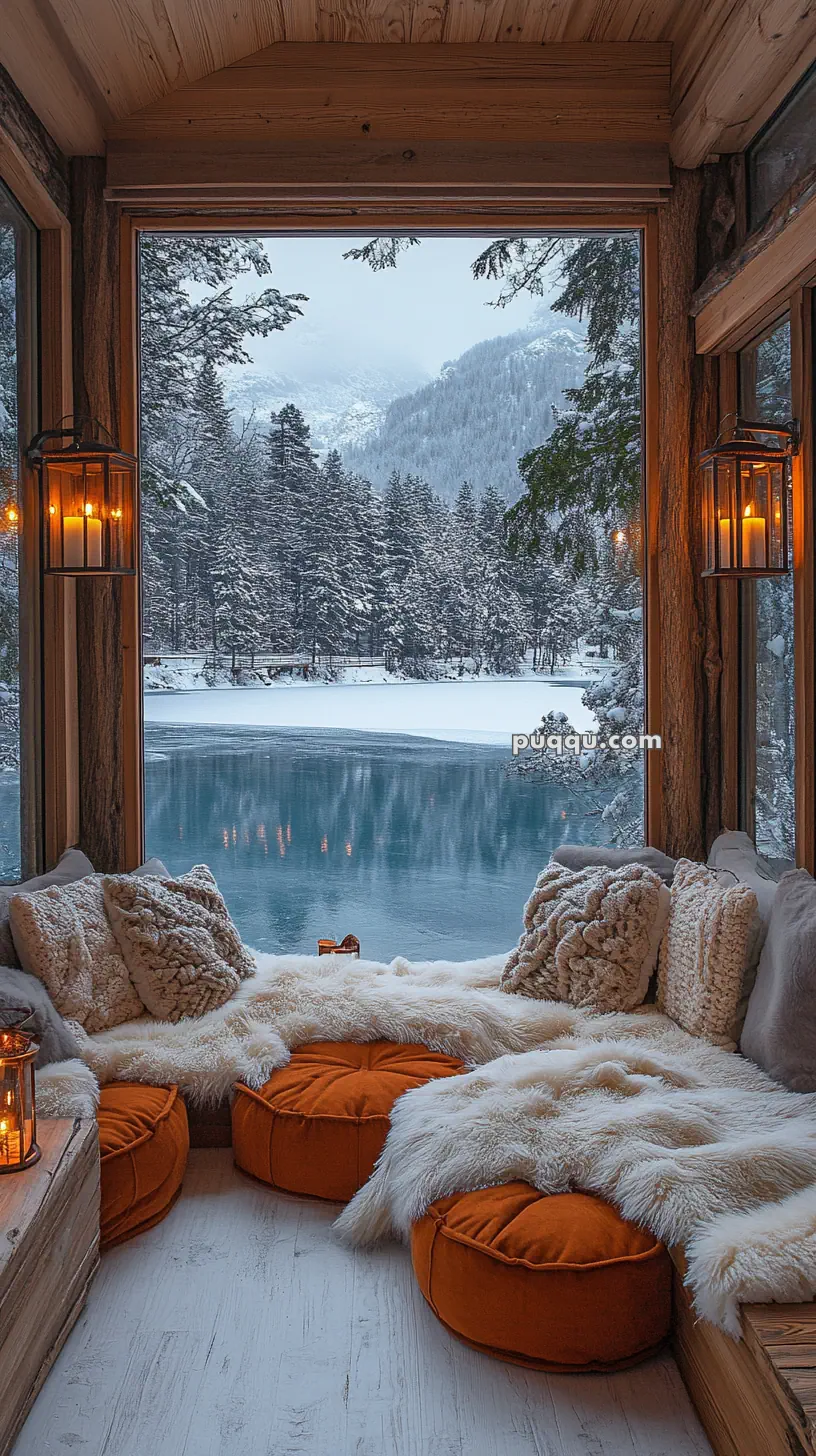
8;876;145;1033
102;865;255;1023
500;862;670;1011
657;858;758;1047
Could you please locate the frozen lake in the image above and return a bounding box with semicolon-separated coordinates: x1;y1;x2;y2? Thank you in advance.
143;676;595;745
144;716;620;964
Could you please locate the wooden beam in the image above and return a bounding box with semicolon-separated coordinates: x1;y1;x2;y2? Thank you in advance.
694;185;816;354
0;0;106;156
106;42;670;202
670;0;816;169
656;166;719;860
70;157;127;872
0;64;71;228
41;226;80;868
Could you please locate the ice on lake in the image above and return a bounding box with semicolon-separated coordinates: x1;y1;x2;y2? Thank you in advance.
143;676;596;745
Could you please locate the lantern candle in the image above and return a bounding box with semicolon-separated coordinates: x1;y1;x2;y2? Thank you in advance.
63;510;102;569
718;517;731;569
742;506;766;569
0;1114;21;1167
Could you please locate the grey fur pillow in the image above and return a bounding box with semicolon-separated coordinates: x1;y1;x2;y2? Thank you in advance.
500;862;670;1011
0;966;79;1068
103;865;254;1023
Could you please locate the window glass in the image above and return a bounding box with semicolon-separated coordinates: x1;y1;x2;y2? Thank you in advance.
740;319;795;864
0;186;32;880
139;232;647;960
747;63;816;230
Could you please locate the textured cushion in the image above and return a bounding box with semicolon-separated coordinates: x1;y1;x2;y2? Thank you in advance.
232;1040;466;1202
411;1182;672;1372
552;843;677;885
103;865;255;1022
708;831;780;1036
0;966;79;1068
9;876;145;1032
657;859;758;1047
740;869;816;1090
98;1082;189;1248
501;862;670;1011
0;848;94;968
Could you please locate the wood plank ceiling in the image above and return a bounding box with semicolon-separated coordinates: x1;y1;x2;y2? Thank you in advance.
2;0;816;169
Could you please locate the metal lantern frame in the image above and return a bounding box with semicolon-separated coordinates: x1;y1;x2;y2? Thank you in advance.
27;417;137;577
700;415;799;578
0;1019;40;1175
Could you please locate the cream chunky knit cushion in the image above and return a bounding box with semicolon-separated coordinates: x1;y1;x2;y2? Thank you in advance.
102;865;255;1023
657;859;758;1048
8;876;145;1033
500;862;670;1011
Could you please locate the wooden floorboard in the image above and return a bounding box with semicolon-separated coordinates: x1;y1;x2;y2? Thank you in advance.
13;1150;712;1456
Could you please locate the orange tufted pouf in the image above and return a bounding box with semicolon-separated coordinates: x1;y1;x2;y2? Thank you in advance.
98;1083;190;1249
232;1040;465;1203
411;1181;672;1372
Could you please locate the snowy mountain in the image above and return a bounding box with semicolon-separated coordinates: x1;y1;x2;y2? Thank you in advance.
226;362;428;457
344;321;586;503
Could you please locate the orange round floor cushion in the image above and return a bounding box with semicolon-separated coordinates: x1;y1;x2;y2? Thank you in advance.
411;1181;672;1372
232;1040;465;1203
98;1083;190;1249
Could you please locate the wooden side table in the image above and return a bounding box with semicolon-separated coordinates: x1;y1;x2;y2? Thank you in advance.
0;1119;99;1456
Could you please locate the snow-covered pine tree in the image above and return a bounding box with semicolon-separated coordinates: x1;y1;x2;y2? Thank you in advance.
266;404;319;643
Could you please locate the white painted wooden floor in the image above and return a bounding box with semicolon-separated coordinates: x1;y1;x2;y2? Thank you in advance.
15;1150;713;1456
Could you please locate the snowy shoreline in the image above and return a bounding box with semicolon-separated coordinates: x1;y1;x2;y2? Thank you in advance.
143;673;598;747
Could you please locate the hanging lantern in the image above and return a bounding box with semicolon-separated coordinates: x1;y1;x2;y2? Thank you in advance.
0;1021;40;1174
27;418;137;575
700;417;798;577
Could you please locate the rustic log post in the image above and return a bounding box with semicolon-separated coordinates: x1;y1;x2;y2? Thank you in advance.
657;166;721;859
70;157;126;871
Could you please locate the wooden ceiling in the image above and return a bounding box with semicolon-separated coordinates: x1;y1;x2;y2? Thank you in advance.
2;0;816;169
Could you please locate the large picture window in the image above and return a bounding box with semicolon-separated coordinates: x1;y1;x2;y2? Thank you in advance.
139;230;649;958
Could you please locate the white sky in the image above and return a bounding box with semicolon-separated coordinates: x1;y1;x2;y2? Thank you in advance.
228;235;558;380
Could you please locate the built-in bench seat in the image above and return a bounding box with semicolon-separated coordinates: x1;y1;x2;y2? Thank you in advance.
672;1247;816;1456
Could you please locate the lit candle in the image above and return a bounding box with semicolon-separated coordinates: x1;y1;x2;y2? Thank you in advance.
718;517;731;569
0;1117;20;1167
742;506;766;569
63;511;102;568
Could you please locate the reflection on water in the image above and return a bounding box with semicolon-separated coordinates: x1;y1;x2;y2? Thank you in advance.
145;723;614;961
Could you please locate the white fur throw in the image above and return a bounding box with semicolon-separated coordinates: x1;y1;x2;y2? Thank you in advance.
501;862;669;1011
9;876;145;1032
39;948;816;1335
102;865;255;1022
657;859;758;1048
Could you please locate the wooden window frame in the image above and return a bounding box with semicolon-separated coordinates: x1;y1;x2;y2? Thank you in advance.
122;208;663;861
708;289;815;872
0;177;76;879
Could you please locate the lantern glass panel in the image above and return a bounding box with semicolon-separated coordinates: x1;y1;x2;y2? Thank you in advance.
43;450;136;574
0;1029;38;1172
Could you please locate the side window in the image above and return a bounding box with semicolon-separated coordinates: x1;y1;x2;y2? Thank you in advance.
739;319;795;865
0;184;37;880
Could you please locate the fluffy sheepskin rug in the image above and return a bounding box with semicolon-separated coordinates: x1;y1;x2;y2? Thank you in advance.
46;949;816;1335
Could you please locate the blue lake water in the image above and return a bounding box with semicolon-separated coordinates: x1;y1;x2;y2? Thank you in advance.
144;722;614;962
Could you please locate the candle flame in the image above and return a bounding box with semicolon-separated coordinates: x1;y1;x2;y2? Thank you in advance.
84;502;94;517
48;504;56;516
7;507;18;524
744;505;752;518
